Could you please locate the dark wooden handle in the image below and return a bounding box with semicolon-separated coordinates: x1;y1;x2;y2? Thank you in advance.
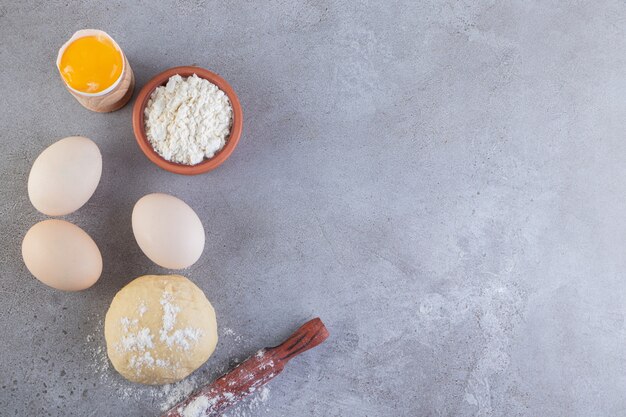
161;318;329;417
267;317;330;363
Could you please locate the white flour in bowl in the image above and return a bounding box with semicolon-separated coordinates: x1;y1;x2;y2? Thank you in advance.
144;74;233;165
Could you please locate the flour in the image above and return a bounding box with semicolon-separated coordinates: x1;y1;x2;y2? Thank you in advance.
178;386;271;417
129;351;155;369
144;74;233;165
222;327;243;344
120;324;154;352
85;317;201;410
180;396;211;417
118;317;154;370
114;291;202;376
159;377;198;411
159;292;202;350
222;386;271;417
86;317;270;415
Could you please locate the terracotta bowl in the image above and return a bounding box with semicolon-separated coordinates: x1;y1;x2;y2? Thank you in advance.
132;66;243;175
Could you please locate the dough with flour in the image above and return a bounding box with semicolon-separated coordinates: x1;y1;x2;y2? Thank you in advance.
104;275;218;385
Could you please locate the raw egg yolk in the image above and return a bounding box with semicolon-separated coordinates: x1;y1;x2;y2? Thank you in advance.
59;35;123;94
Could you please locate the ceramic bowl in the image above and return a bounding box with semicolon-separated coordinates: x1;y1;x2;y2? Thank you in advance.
132;66;243;175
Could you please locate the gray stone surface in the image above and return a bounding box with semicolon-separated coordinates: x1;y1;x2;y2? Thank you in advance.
2;0;626;416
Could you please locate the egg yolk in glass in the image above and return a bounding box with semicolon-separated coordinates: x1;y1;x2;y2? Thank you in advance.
59;35;123;94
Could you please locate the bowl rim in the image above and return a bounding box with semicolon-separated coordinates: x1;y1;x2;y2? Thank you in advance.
132;65;243;175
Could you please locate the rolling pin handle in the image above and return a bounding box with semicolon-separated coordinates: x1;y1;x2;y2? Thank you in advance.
270;317;329;363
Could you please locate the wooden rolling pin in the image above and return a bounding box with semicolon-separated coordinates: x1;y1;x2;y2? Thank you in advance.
162;318;329;417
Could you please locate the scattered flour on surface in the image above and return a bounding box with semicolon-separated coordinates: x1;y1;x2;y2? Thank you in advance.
177;386;271;417
159;377;198;411
85;315;201;409
181;396;210;417
113;292;203;376
86;322;110;375
156;358;171;368
258;387;270;402
129;351;155;369
221;326;243;344
222;386;271;417
120;322;154;352
160;292;202;350
85;317;271;416
118;317;155;372
138;302;148;317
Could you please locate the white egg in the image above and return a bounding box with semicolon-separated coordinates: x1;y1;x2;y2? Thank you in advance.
132;193;205;269
28;136;102;216
22;219;103;291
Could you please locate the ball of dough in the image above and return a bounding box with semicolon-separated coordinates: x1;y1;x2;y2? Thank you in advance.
104;275;218;385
